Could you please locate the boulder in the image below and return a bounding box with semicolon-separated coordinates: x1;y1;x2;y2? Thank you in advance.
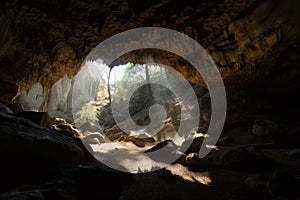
106;132;123;141
0;112;86;192
105;125;123;141
244;174;270;193
267;170;300;199
79;121;100;133
52;122;80;138
129;136;146;147
220;145;276;171
252;120;279;137
83;132;105;144
16;111;52;128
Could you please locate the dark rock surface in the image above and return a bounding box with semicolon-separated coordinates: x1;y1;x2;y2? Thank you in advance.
0;112;85;191
267;170;300;199
0;112;125;199
226;187;271;200
61;166;123;200
220;145;276;171
244;174;270;194
253;119;280;137
0;178;79;200
0;102;13;114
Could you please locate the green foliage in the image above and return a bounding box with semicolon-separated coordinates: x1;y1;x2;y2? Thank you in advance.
75;104;99;125
113;63;145;97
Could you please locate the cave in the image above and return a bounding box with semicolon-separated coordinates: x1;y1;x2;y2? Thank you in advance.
0;0;300;199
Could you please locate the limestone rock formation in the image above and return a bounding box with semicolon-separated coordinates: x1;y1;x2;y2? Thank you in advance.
15;83;45;111
48;75;73;117
0;0;299;103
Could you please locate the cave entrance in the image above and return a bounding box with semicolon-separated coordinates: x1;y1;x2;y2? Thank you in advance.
14;58;208;135
13;57;208;173
71;59;180;134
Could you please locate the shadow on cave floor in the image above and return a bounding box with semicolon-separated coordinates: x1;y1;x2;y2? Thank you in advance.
1;86;300;200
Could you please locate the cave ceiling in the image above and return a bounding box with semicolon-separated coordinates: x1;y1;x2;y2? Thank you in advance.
0;0;300;103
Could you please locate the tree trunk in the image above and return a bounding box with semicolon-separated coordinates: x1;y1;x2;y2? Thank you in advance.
145;64;153;105
107;67;113;105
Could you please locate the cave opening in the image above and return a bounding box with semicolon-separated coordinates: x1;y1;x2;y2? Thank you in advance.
1;0;300;198
12;55;210;173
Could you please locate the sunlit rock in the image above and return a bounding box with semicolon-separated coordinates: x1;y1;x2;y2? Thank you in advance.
15;83;44;111
48;75;72;117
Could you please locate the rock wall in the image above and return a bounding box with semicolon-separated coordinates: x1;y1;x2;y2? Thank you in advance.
47;62;100;121
15;83;45;111
0;0;299;103
47;75;73;118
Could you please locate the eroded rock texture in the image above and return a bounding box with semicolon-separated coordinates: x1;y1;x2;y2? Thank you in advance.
0;0;300;103
0;112;85;191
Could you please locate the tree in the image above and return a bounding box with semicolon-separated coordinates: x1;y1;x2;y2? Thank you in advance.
145;64;153;106
107;66;113;105
75;103;99;125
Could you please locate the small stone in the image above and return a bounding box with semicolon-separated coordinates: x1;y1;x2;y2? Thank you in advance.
144;137;155;143
130;136;146;147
